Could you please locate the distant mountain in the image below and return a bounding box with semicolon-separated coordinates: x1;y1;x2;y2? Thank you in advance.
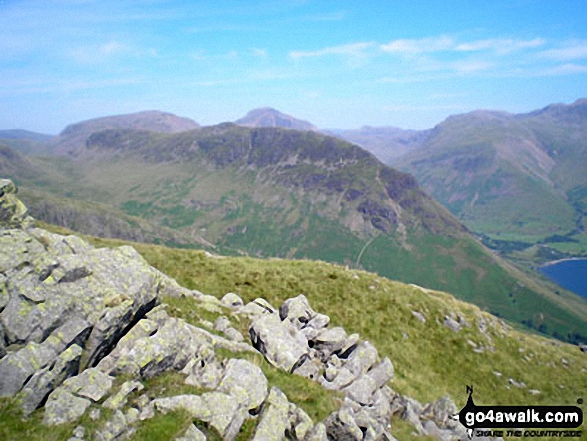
0;129;54;142
325;126;431;164
4;121;585;341
53;110;200;156
390;99;587;260
0;130;55;155
235;107;317;131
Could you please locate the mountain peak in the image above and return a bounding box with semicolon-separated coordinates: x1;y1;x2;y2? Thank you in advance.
235;108;317;131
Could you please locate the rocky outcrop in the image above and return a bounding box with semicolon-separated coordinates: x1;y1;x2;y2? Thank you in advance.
0;179;496;440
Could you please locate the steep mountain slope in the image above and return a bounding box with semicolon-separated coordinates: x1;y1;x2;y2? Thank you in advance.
6;122;586;342
1;181;585;440
326;126;430;164
390;100;587;259
235;107;317;131
52;110;200;156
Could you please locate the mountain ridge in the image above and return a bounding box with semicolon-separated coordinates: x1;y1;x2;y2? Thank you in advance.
2;121;585;342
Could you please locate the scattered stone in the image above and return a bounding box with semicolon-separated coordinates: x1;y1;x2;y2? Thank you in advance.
508;378;526;388
443;316;462;333
411;311;426;323
221;292;244;310
73;425;85;439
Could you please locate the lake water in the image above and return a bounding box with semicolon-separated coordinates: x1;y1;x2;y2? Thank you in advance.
538;258;587;299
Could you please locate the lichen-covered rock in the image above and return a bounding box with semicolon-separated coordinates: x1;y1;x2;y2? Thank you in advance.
103;380;143;410
201;391;246;440
94;409;128;441
253;387;292;441
153;395;211;420
0;339;60;397
0;179;34;228
43;388;91;425
97;317;215;378
239;298;276;318
221;292;244;310
17;344;83;415
218;358;268;410
325;406;364;441
175;423;207;441
62;367;114;402
249;313;310;372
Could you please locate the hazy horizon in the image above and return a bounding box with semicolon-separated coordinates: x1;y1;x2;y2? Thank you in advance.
1;0;587;134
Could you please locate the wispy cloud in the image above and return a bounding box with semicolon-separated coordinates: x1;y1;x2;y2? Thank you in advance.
537;41;587;61
381;35;545;55
250;48;268;58
68;39;157;64
289;42;374;59
535;63;587;76
382;104;467;112
380;36;454;54
455;38;545;53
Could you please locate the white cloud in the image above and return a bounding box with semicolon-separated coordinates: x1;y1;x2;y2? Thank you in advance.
537;42;587;61
382;104;467;112
380;36;454;54
250;48;268;58
450;59;494;74
99;40;128;55
289;42;374;59
536;63;587;76
455;38;545;53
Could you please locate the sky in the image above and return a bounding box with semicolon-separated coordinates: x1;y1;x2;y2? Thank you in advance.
1;0;587;134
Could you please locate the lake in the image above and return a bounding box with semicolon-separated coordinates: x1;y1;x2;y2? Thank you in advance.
538;258;587;299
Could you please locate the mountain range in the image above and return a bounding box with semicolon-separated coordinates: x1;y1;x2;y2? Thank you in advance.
332;100;587;263
1;105;586;344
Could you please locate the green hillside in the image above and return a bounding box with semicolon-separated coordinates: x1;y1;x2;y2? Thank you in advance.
391;100;587;260
2;116;585;342
39;223;587;418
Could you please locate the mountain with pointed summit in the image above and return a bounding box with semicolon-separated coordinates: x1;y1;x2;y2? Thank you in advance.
235;107;317;131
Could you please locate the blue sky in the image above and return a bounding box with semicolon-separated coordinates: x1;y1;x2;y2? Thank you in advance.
1;0;587;134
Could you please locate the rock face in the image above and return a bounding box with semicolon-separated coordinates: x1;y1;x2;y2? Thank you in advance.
0;179;490;441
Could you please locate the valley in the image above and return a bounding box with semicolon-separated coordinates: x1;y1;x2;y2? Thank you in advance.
1;106;586;345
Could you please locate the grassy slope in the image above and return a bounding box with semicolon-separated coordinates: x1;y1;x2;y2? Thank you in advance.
1;224;585;440
45;228;587;429
9;152;586;342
